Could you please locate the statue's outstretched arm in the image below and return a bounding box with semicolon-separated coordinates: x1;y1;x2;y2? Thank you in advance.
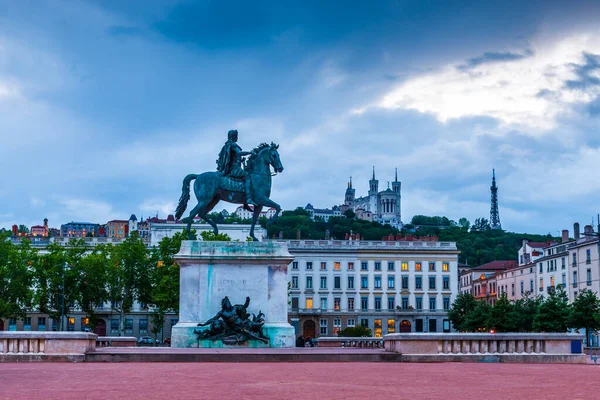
244;296;250;308
198;312;221;326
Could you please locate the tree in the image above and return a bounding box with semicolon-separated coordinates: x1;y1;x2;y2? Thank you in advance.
76;246;109;330
338;325;372;337
107;232;152;336
18;224;30;234
533;286;570;332
569;289;600;342
458;217;470;231
200;230;231;241
0;239;33;320
488;294;515;332
344;209;355;219
448;293;477;332
471;218;491;232
462;301;491;332
509;294;540;332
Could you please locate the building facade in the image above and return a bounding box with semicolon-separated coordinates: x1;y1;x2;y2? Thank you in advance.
284;239;459;338
60;222;100;238
106;220;129;239
234;206;278;220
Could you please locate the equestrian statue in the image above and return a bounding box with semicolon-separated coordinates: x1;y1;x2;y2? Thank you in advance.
174;129;283;241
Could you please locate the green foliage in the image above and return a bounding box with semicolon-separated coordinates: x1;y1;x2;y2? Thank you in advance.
344;209;356;219
18;224;29;234
0;239;33;320
337;325;372;337
200;230;231;241
487;294;515;332
533;286;571;332
448;292;477;332
509;294;540;332
463;301;492;332
569;289;600;339
411;215;454;227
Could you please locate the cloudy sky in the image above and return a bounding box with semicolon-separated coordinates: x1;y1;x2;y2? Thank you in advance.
1;0;599;234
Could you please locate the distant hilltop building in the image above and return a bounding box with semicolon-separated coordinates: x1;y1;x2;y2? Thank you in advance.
341;167;402;229
304;203;342;222
234;206;278;220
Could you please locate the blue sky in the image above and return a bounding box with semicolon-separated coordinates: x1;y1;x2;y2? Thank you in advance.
1;0;599;234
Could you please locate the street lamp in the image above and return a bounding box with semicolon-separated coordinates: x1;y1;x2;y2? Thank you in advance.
60;262;70;331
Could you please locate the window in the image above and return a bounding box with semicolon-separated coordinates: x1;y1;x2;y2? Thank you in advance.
348;298;354;311
562;257;565;269
415;262;422;272
573;271;578;287
8;318;17;331
384;295;394;311
334;276;341;289
442;262;449;272
291;276;299;289
374;296;382;310
587;268;592;285
416;297;423;310
388;276;395;289
361;296;368;310
573;253;577;265
429;297;436;310
375;262;381;271
348;262;354;271
333;318;341;335
320;276;327;289
291;297;299;310
429;276;436;290
306;276;313;289
306;298;313;309
374;319;382;337
562;273;566;285
539;263;543;273
292;261;298;270
347;276;355;289
387;319;396;334
429;262;436;271
111;319;119;334
320;262;327;271
402;297;409;309
539;278;544;292
402;276;409;289
587;250;592;264
334;262;341;271
443;276;450;290
520;281;524;295
443;297;450;310
125;318;133;335
374;276;382;289
388;261;395;271
37;317;46;331
530;279;534;293
347;318;355;327
67;317;75;332
361;276;368;289
550;276;555;287
429;319;437;333
334;297;341;311
415;276;422;289
401;262;408;271
361;261;368;271
23;317;32;331
319;319;327;335
320;297;327;310
139;319;148;335
306;262;313;270
511;283;515;296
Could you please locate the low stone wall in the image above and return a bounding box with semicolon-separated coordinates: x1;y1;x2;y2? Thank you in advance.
316;337;384;348
384;333;587;363
0;332;97;362
96;337;137;348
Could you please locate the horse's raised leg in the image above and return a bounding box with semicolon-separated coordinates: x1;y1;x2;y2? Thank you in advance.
250;205;263;241
197;196;220;235
254;195;281;220
185;203;204;240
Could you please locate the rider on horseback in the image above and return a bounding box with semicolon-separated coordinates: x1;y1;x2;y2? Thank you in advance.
216;129;257;206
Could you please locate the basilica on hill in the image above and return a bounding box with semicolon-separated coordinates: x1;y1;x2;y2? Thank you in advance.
340;167;403;229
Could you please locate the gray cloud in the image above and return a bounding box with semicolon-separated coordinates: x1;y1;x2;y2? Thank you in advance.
458;49;533;71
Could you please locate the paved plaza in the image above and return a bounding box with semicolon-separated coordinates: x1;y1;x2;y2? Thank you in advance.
0;362;597;400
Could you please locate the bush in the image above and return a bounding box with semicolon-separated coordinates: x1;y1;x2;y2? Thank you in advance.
337;325;372;337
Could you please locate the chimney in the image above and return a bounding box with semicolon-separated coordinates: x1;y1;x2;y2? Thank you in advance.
574;223;580;240
561;229;569;243
522;239;528;247
584;225;593;235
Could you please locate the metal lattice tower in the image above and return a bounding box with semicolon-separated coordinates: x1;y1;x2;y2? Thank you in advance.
490;169;502;229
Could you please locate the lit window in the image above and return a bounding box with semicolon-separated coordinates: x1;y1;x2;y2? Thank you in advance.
334;262;341;271
401;262;408;271
334;298;341;311
415;262;422;272
429;262;436;271
387;319;396;334
374;319;382;337
442;262;449;272
306;298;313;309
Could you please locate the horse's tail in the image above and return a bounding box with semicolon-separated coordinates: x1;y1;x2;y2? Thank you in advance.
175;174;197;220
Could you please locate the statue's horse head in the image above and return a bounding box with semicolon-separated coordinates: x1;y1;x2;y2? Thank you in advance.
247;142;283;174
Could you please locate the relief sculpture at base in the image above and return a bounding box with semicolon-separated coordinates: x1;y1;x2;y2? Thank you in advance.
194;296;269;345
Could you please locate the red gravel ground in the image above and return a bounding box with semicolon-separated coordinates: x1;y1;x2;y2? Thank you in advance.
0;362;597;400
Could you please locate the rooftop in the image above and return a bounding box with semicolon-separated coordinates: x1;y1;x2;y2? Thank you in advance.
470;260;517;271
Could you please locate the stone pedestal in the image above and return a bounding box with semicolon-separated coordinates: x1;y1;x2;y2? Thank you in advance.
171;241;295;348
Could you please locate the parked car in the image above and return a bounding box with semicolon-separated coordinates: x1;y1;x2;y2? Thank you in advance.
137;336;155;346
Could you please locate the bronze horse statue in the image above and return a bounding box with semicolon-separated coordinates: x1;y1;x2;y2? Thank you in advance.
174;142;283;241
